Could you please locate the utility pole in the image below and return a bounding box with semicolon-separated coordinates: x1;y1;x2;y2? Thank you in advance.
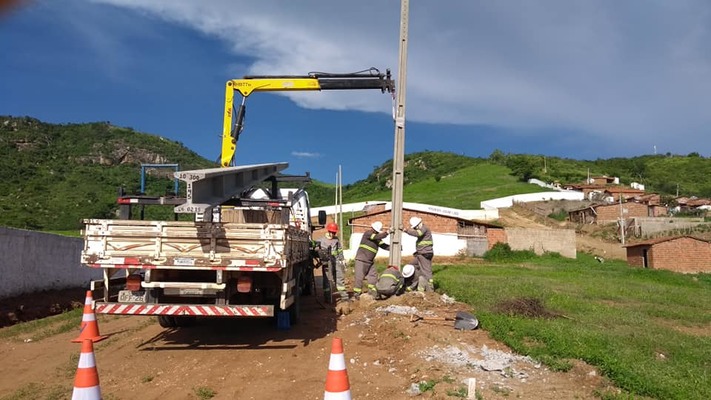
389;0;409;267
543;156;547;174
619;194;626;245
338;165;344;245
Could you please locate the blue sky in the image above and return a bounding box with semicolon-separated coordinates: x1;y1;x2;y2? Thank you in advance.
2;1;711;184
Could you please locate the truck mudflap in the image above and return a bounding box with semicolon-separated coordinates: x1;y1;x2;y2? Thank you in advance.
94;303;274;317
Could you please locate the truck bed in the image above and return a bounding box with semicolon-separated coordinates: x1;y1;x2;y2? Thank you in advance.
81;219;311;270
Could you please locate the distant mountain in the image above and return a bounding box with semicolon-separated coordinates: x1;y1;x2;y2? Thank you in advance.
3;116;710;231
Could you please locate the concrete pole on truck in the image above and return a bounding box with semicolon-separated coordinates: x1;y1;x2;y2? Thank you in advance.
389;0;410;267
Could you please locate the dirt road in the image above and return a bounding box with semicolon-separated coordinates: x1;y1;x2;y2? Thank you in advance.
0;288;616;400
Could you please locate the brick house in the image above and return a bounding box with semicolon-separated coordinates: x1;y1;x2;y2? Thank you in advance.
603;187;647;202
569;201;656;224
347;206;505;258
623;236;711;273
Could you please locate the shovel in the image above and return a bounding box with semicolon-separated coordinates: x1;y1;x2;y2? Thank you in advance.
410;311;479;330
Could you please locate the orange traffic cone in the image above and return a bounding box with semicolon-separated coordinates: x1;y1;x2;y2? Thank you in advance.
72;339;102;400
72;291;106;343
324;337;352;400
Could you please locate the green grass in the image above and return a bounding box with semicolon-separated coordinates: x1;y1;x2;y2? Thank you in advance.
0;308;83;341
193;386;216;399
434;254;711;400
0;382;67;400
346;163;547;209
42;230;81;238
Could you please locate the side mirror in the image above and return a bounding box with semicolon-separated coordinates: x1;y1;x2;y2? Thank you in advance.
318;210;327;225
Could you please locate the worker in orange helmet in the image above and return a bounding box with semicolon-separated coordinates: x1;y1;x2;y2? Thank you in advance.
317;222;348;303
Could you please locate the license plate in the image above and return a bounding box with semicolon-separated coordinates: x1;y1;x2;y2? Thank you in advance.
174;257;196;266
118;290;147;303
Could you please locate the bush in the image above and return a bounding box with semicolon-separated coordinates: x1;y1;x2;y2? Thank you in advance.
483;243;536;262
547;209;568;221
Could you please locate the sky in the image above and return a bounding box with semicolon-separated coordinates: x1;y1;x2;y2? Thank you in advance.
1;0;711;184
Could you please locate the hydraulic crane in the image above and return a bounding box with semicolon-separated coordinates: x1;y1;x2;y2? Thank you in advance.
220;67;394;167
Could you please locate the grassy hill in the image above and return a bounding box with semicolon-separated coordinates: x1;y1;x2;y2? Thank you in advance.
0;116;215;230
4;116;711;230
343;162;548;209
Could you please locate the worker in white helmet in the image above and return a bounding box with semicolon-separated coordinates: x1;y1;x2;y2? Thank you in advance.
353;221;390;299
401;263;425;293
404;216;434;292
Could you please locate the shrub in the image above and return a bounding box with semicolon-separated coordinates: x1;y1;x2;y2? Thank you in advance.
483;243;536;262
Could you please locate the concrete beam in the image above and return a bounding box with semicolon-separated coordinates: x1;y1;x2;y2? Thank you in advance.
173;163;288;214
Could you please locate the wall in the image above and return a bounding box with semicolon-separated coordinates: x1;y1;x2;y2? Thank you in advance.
648;238;711;273
487;228;507;250
632;217;710;236
346;232;467;260
312;201;499;222
480;191;584;210
0;227;102;299
505;228;577;258
595;202;649;223
626;246;646;267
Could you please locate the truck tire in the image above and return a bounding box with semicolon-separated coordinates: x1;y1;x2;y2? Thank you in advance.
302;267;314;296
157;315;176;328
174;316;196;327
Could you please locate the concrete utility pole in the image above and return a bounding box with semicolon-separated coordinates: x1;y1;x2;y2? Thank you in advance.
619;195;626;245
389;0;409;267
338;165;344;245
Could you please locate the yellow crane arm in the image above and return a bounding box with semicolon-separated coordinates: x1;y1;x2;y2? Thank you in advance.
221;68;394;167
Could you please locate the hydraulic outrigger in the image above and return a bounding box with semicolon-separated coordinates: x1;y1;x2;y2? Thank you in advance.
220;67;394;167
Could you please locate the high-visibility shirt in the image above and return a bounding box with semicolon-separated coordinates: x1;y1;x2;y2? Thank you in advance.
376;266;404;297
405;223;433;254
355;228;390;262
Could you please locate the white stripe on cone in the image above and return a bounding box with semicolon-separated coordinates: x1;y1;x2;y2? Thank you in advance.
72;386;101;400
328;353;346;371
77;352;97;369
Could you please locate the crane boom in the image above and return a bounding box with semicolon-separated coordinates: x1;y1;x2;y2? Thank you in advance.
221;68;394;167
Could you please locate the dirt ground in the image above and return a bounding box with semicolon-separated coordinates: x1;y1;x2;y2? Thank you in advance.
0;283;621;400
0;208;628;399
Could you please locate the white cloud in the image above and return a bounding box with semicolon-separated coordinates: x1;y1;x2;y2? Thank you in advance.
88;0;711;153
291;151;321;159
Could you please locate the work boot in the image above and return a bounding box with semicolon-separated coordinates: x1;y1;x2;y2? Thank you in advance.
335;299;351;316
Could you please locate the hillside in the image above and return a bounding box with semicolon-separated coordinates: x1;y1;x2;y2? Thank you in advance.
0;116;216;230
4;116;711;231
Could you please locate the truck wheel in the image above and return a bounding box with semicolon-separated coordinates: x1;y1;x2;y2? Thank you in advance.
157;315;176;328
174;316;196;327
302;267;314;296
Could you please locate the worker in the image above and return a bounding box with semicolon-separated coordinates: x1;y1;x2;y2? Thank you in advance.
404;216;434;292
317;222;348;303
375;265;404;300
353;221;390;299
402;263;425;293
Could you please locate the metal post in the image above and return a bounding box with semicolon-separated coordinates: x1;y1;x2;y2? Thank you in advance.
388;0;409;267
